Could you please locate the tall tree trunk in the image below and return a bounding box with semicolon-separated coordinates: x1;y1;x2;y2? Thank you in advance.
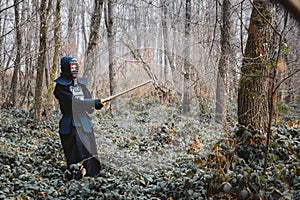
80;1;87;48
215;0;231;128
161;0;176;85
66;2;75;56
182;0;191;114
238;0;273;133
161;0;168;81
34;0;48;121
0;2;3;100
45;0;61;118
44;0;52;90
105;0;117;110
7;0;22;107
83;0;103;97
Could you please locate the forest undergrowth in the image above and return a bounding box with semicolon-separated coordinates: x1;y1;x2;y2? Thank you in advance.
0;97;299;199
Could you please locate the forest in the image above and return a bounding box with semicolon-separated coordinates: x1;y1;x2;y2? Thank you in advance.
0;0;299;199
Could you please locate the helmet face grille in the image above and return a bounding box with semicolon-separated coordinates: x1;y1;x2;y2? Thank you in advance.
70;61;79;74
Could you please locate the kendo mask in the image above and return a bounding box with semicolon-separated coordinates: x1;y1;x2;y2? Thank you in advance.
60;56;80;77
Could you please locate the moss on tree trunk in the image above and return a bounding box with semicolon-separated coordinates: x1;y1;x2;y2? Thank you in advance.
238;0;273;133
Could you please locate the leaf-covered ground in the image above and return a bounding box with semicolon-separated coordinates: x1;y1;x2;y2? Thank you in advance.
0;99;299;199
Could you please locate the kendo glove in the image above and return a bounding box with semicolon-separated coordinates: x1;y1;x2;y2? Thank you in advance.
100;99;106;106
95;99;105;110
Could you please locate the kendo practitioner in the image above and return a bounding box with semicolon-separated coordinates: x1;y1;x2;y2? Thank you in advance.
54;56;104;180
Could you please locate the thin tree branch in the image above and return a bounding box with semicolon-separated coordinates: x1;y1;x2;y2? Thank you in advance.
209;0;218;56
0;0;24;14
274;69;300;92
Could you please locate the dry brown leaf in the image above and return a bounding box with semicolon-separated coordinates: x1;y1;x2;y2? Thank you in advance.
188;135;204;155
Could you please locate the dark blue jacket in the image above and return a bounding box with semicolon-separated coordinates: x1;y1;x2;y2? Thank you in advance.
54;75;103;134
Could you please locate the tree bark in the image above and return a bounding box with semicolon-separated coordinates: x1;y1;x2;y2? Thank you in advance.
66;2;75;56
0;3;3;100
45;0;61;118
7;0;22;107
34;0;49;121
215;0;231;128
161;0;168;81
105;0;117;110
182;0;191;114
83;0;103;97
238;0;273;133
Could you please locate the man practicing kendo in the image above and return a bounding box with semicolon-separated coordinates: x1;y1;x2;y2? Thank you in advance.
54;56;152;180
54;56;104;180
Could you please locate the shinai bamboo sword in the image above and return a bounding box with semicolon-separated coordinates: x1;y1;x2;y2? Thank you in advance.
100;80;153;104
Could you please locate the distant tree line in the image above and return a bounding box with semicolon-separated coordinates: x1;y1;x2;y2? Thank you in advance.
0;0;299;134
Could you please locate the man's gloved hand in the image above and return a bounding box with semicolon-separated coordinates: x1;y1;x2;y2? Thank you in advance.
100;99;106;106
95;99;106;110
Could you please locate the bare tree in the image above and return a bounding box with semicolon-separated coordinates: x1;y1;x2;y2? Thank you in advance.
19;0;39;108
0;0;298;125
83;0;104;96
34;0;52;121
105;0;117;110
5;0;22;107
215;0;231;128
161;0;176;83
66;1;76;56
0;2;4;100
45;0;61;118
182;0;191;114
238;0;274;132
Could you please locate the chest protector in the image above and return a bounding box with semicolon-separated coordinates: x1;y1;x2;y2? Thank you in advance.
69;78;93;133
70;78;84;100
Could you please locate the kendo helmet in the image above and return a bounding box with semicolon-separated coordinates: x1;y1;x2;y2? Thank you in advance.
60;56;80;76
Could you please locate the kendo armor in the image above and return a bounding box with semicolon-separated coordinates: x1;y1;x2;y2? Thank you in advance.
70;78;84;100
